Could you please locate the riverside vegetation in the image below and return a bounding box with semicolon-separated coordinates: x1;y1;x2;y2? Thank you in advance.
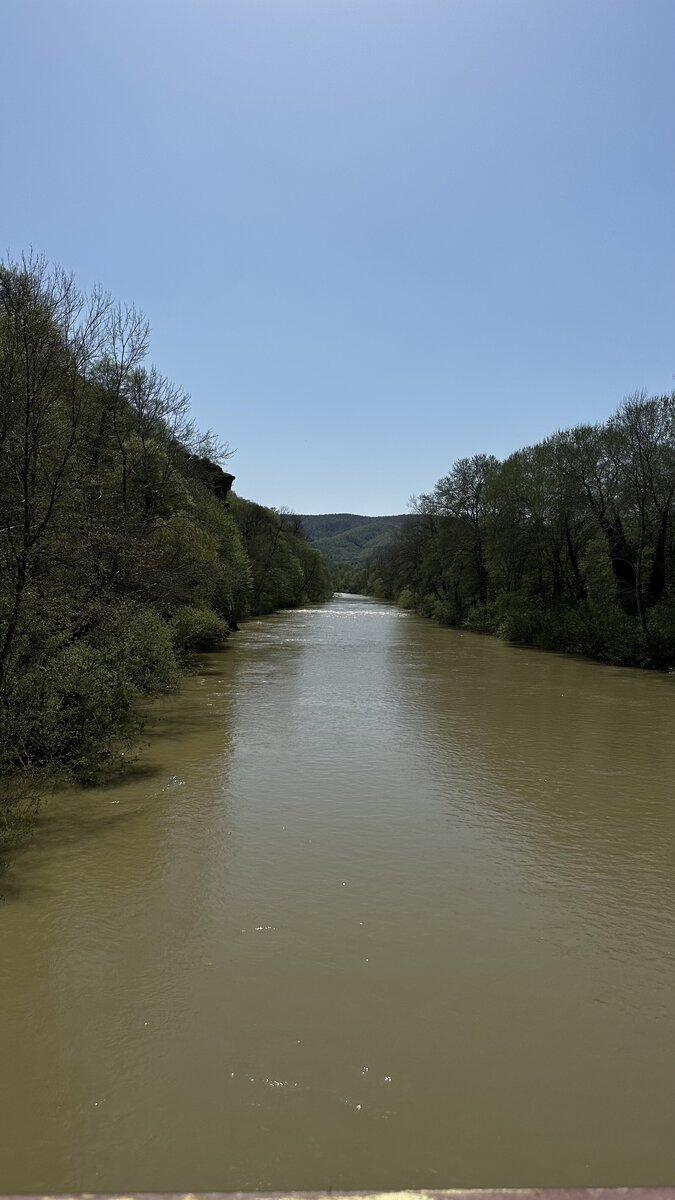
0;255;331;843
342;395;675;670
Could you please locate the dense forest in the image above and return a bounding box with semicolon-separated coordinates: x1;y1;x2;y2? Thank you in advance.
344;395;675;669
0;255;331;834
299;512;404;565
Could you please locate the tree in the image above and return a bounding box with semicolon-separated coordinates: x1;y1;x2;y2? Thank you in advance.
0;255;112;693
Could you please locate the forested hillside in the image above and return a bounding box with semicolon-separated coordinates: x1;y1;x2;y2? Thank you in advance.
299;512;404;564
0;255;331;813
354;395;675;669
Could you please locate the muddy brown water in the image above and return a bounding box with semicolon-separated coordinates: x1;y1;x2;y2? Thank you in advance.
1;594;674;1191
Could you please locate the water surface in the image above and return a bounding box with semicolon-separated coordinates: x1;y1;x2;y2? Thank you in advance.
1;594;674;1190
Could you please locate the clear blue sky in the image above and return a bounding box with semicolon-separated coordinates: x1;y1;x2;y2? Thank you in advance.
2;0;675;514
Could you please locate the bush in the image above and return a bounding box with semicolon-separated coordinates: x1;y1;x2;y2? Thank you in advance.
397;587;416;610
464;602;498;635
430;596;460;625
369;576;388;599
0;602;180;781
2;643;138;778
644;603;675;669
569;604;643;666
171;605;229;654
91;602;180;693
463;593;663;669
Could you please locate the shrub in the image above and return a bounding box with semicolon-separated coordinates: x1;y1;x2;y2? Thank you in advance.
2;643;138;779
397;587;416;610
464;602;498;635
369;576;388;599
490;595;542;645
0;602;180;781
428;596;461;625
171;605;229;654
644;603;675;669
91;602;180;693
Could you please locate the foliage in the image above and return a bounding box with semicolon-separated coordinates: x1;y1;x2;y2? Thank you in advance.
360;395;675;669
0;254;331;848
171;605;229;654
231;498;333;614
1;602;178;780
298;513;405;564
397;587;416;610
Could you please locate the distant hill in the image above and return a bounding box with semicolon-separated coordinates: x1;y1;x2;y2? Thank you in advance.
299;512;405;565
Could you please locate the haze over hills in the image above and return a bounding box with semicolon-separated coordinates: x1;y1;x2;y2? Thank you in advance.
299;513;405;565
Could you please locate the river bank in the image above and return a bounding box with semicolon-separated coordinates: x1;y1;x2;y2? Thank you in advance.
0;593;334;866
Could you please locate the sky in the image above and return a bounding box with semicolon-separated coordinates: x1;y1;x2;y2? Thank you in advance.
2;0;675;515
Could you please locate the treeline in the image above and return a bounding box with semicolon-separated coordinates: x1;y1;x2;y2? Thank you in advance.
0;255;331;801
347;394;675;669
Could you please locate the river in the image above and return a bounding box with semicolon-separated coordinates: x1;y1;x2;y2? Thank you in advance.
1;594;674;1191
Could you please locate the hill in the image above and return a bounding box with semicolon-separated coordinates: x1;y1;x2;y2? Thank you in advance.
299;513;405;565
